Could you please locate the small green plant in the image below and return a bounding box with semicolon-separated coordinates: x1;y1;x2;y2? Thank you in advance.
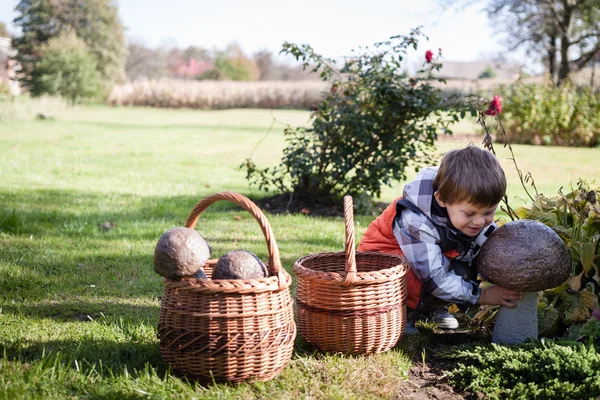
567;310;600;343
443;341;600;400
244;28;478;206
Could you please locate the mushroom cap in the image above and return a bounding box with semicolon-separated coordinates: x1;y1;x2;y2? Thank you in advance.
212;250;268;280
153;227;211;279
476;219;570;291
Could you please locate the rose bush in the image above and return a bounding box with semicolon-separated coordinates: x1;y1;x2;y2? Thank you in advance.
244;28;478;208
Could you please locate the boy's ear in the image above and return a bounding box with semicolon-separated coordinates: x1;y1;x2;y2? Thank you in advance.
434;191;448;207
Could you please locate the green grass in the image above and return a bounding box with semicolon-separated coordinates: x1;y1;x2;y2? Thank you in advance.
0;98;599;398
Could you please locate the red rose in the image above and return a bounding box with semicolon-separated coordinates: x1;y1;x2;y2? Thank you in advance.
425;50;433;63
485;95;503;116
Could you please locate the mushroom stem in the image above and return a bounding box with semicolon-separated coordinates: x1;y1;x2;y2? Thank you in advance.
492;291;538;344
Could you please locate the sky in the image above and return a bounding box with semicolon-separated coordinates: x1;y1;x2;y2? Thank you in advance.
0;0;530;69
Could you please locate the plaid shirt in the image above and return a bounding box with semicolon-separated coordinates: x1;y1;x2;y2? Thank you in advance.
392;167;496;305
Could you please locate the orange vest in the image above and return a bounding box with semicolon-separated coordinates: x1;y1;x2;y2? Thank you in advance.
357;197;460;309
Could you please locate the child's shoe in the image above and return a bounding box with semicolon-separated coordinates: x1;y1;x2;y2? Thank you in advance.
431;308;459;330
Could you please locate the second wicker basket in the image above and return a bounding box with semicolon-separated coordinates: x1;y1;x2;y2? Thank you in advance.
293;195;409;355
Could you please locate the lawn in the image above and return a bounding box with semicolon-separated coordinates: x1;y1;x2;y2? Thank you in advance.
0;99;599;399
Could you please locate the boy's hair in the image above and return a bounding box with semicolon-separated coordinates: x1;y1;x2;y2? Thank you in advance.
433;145;506;207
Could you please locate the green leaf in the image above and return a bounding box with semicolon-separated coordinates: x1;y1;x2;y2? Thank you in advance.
538;306;559;336
544;281;568;296
581;241;596;274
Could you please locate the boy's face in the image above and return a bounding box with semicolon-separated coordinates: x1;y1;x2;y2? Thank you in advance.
434;193;498;237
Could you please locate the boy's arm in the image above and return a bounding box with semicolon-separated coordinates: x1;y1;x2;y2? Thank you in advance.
393;215;481;305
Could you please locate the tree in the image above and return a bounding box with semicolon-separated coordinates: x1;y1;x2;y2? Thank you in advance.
30;31;101;103
244;29;478;206
253;50;274;80
182;46;210;63
213;53;259;81
13;0;126;91
125;39;169;81
53;0;126;85
441;0;600;85
12;0;58;88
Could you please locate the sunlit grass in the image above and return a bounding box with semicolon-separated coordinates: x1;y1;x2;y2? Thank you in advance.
1;101;598;398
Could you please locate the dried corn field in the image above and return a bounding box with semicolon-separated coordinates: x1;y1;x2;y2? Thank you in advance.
108;79;331;109
108;77;571;110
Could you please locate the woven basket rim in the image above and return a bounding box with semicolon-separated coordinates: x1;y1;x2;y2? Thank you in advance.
293;250;408;284
163;267;293;293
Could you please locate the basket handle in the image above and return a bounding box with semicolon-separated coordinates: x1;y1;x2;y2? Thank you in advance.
185;191;286;290
343;195;357;286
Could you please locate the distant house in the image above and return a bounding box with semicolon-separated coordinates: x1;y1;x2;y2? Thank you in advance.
0;37;20;95
172;59;214;79
437;61;522;81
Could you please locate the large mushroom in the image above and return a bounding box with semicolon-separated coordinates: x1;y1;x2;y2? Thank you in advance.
476;219;570;344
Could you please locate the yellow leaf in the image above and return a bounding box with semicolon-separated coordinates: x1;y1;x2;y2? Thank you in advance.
447;303;460;314
568;272;584;292
581;290;599;310
562;290;599;325
514;207;531;219
474;305;498;326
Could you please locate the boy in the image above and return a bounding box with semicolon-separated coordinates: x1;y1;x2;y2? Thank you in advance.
358;145;522;330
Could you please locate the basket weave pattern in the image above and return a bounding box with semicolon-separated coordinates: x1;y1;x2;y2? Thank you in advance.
157;192;296;384
293;196;408;355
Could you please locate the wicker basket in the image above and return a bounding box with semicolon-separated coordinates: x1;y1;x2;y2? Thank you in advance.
293;195;409;355
157;191;296;384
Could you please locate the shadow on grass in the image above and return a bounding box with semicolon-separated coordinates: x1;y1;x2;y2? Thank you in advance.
0;188;353;245
1;300;160;324
0;251;166;300
2;338;166;378
0;189;247;240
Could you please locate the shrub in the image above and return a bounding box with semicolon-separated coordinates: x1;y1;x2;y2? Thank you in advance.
496;82;600;147
444;341;600;400
243;28;478;206
30;31;101;104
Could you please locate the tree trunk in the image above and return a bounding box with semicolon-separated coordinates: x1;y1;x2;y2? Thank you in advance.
547;35;557;84
557;3;574;85
558;38;571;85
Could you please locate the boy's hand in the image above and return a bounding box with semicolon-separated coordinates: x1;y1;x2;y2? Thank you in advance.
478;285;523;307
